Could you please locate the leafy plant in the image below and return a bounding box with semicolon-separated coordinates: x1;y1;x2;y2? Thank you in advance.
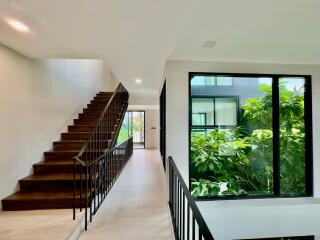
191;81;306;197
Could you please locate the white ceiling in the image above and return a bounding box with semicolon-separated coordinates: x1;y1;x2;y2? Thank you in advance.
0;0;319;95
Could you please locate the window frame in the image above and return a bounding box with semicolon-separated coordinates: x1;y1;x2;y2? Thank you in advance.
188;72;313;201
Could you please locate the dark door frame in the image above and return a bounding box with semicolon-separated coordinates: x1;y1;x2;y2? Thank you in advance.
160;80;166;170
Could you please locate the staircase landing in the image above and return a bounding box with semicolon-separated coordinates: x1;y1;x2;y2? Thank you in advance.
0;209;85;240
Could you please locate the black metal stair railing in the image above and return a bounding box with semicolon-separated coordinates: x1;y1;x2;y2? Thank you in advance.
72;83;133;230
168;156;215;240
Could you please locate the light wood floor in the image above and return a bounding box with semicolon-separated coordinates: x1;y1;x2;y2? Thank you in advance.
0;209;84;240
79;149;174;240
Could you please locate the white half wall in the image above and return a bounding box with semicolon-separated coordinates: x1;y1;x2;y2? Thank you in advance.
0;44;116;209
165;59;320;239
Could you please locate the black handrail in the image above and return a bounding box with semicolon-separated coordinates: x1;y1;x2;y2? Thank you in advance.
72;83;133;230
168;156;215;240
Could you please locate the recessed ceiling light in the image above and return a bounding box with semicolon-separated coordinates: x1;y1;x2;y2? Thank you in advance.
6;19;30;33
135;79;142;84
203;41;216;48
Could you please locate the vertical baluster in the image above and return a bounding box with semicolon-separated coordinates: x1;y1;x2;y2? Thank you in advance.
73;157;76;220
169;163;172;210
187;203;190;240
92;162;97;213
79;162;83;211
192;215;195;240
104;154;107;197
108;152;111;190
182;192;185;240
85;165;88;230
172;171;175;227
174;174;177;233
89;164;93;222
177;181;180;238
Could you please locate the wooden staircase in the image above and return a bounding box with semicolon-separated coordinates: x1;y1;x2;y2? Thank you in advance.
1;91;127;211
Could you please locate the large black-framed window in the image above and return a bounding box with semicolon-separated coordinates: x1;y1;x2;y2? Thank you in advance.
189;72;313;200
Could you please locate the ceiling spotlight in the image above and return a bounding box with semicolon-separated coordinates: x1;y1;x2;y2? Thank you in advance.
203;41;216;48
6;19;30;33
135;79;142;84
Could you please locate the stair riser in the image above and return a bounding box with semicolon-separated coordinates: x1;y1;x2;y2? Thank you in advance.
61;132;113;141
87;103;123;109
94;96;112;101
2;199;87;211
19;170;119;192
78;113;101;120
91;99;110;104
44;152;78;161
53;142;110;151
68;125;95;132
74;119;119;125
61;132;91;140
33;164;81;174
19;179;83;192
53;142;85;151
82;108;103;114
79;114;100;119
96;93;113;97
87;103;107;109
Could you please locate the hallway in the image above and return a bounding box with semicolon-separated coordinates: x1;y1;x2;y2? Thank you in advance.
79;149;174;240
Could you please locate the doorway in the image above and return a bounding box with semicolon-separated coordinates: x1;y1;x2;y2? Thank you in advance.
130;111;145;149
117;111;145;149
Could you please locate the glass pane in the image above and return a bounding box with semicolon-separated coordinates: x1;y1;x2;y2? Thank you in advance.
132;111;144;145
117;112;130;143
217;77;233;86
191;76;205;85
192;113;206;125
215;98;237;125
190;76;274;198
191;76;216;85
192;98;214;125
204;76;216;85
279;77;306;195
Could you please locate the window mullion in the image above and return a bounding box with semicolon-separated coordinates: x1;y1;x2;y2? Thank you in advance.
305;77;313;196
213;98;216;126
272;77;280;196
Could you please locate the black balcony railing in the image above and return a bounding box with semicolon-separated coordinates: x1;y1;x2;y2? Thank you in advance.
72;83;133;230
168;156;215;240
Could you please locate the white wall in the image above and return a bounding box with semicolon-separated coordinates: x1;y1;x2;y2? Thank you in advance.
0;44;116;209
144;109;160;149
165;59;320;239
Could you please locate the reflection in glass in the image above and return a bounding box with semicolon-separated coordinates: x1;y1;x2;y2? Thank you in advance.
215;98;237;125
279;78;306;195
192;98;214;125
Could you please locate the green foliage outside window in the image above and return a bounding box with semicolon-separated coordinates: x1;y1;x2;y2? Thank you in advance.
191;82;306;198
